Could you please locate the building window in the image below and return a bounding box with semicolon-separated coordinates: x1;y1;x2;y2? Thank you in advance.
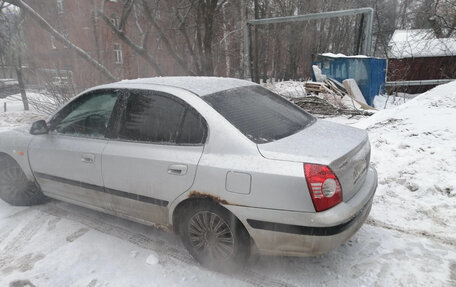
114;44;123;64
50;35;56;49
57;0;64;14
110;14;118;28
156;37;161;50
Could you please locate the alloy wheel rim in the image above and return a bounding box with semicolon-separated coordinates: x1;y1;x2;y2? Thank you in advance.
188;211;235;261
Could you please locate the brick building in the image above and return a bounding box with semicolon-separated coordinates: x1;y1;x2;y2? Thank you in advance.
22;0;184;92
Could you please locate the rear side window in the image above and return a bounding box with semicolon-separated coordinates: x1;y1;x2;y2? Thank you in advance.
203;85;315;143
116;90;206;144
177;108;207;144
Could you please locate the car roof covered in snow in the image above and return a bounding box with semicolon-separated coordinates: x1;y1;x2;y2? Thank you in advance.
113;77;256;96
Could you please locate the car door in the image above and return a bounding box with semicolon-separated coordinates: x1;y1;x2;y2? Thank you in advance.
28;89;120;211
101;89;207;225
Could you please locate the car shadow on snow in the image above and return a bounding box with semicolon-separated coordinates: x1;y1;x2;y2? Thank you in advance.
36;199;371;283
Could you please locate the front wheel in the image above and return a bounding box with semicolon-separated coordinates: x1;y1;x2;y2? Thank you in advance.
179;202;251;271
0;156;46;206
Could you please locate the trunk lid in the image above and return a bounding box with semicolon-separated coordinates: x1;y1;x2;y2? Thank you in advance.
257;120;370;201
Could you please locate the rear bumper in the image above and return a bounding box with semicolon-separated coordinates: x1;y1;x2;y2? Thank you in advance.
225;167;377;256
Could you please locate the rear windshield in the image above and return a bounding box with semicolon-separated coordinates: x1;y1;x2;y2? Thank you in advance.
203;85;315;143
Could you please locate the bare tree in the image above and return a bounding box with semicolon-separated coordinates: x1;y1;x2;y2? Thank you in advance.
97;0;165;76
413;0;456;37
4;0;453;87
97;0;230;76
0;2;28;110
4;0;117;82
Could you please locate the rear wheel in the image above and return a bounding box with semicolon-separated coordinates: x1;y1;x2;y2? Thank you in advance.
0;156;46;206
178;201;251;271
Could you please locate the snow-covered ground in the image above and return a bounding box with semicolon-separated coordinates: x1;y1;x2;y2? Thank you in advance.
373;93;415;110
355;82;456;244
0;93;50;133
0;83;455;287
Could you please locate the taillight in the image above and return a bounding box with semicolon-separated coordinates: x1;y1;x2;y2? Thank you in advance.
304;163;342;212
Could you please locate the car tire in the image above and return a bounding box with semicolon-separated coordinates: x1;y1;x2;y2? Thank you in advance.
0;156;46;206
178;201;251;271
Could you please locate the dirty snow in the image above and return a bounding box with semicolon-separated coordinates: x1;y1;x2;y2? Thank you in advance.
1;83;456;286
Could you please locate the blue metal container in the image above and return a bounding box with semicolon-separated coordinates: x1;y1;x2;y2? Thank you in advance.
312;55;386;106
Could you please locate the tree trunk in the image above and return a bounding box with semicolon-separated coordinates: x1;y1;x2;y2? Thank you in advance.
0;56;6;78
354;14;364;55
16;52;28;111
222;17;231;76
90;0;103;83
140;0;194;75
201;1;216;75
239;0;246;78
253;0;260;83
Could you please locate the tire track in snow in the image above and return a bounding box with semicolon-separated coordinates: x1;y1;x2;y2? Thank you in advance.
0;211;45;271
366;218;456;247
38;201;297;287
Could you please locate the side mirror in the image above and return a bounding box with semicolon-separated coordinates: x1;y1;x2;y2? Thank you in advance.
30;120;49;135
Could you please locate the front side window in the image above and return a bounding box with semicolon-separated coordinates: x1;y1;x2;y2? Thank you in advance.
115;90;206;145
50;90;119;138
203;85;315;144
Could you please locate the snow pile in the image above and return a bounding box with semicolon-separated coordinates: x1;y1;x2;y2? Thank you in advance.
355;80;456;242
320;52;369;58
0;111;44;131
373;93;414;110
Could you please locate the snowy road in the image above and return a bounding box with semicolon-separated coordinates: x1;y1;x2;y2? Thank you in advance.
1;82;456;286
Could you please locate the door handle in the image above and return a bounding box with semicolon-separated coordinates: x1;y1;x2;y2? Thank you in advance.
167;164;188;175
81;153;95;164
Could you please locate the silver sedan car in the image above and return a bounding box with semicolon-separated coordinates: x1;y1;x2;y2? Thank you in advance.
0;77;377;270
